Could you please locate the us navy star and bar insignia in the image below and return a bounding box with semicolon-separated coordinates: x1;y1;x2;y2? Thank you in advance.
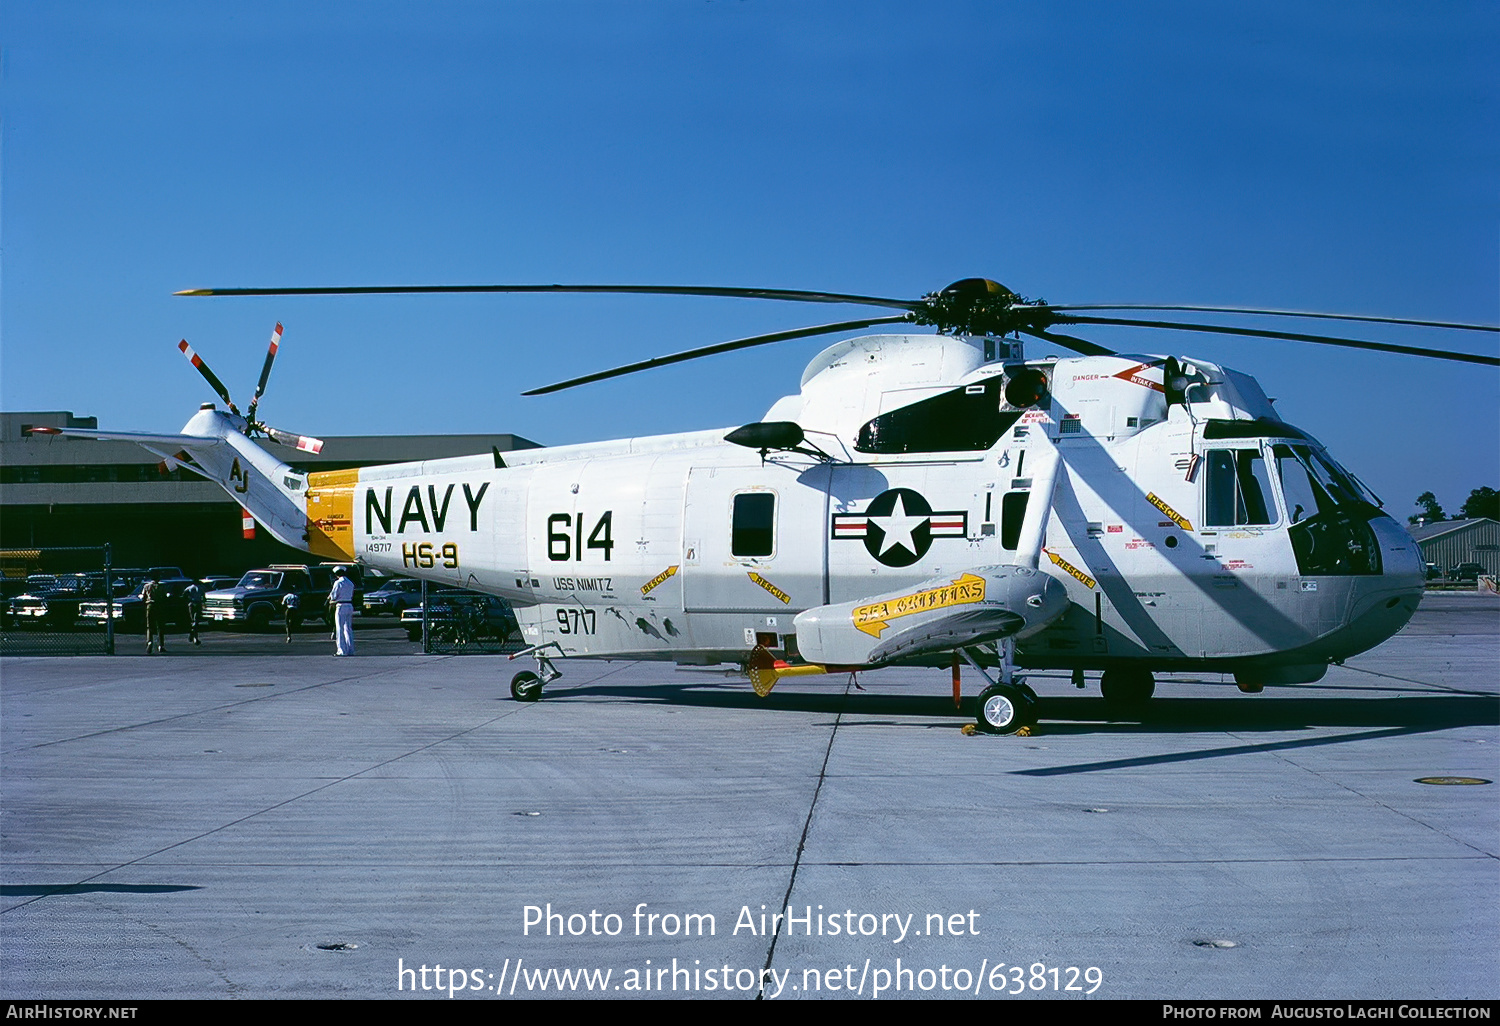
832;488;968;568
852;572;987;638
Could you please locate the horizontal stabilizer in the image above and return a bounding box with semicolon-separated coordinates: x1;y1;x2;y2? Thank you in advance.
28;427;226;448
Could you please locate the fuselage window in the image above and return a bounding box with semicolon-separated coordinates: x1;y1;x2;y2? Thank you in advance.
1204;448;1275;527
1000;491;1029;550
731;492;776;557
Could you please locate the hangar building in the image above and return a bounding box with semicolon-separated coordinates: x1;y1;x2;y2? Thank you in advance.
1409;518;1500;578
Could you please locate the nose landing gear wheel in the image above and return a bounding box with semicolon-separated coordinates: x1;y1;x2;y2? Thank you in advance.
510;670;543;702
975;682;1038;735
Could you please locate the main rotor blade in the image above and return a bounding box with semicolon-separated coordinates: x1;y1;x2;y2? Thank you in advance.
521;316;911;396
176;283;918;310
1017;327;1115;357
245;322;283;426
1054;315;1500;366
1039;304;1499;333
177;340;236;410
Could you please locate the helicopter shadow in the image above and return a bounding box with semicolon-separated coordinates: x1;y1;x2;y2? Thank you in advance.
530;677;1498;735
1;883;202;897
530;678;1495;776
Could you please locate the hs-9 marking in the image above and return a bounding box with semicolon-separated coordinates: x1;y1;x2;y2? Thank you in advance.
402;542;459;569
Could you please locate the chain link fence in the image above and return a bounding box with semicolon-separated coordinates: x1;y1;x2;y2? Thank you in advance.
0;553;525;657
0;546;119;656
417;581;524;655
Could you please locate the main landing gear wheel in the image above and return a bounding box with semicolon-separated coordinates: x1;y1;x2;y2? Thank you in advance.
1100;668;1155;716
510;670;543;703
975;682;1038;736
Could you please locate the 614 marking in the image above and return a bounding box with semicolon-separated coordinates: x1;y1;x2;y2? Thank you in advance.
547;511;614;562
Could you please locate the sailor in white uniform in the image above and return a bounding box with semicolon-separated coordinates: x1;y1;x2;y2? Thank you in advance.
328;566;356;656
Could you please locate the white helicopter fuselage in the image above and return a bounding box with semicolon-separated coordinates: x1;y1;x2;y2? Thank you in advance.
166;332;1424;685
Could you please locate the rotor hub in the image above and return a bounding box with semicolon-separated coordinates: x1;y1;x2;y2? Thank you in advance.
910;278;1054;337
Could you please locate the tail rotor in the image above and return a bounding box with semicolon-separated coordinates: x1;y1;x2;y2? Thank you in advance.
177;324;324;454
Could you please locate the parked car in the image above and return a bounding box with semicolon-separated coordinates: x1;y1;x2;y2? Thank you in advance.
362;578;423;616
9;574;109;627
401;591;518;644
78;575;198;632
1447;562;1487;583
204;565;337;630
3;574;56;625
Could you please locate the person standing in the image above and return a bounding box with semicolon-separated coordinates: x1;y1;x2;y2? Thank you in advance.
183;581;204;646
142;573;166;654
281;589;301;643
327;566;355;656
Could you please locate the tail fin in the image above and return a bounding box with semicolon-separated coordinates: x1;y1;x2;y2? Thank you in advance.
43;407;340;558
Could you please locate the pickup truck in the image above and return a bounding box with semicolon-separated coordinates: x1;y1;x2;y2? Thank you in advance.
203;565;342;631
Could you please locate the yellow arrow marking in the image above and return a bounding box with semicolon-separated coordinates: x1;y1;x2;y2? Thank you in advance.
747;572;791;604
640;565;679;596
1044;548;1096;589
1146;492;1193;532
852;572;987;638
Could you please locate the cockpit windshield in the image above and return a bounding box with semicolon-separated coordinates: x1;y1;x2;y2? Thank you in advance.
1273;444;1375;523
1270;443;1383;576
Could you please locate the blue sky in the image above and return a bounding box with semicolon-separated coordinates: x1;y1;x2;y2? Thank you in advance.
3;1;1496;516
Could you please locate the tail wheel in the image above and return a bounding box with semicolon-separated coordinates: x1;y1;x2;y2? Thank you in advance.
974;682;1037;735
510;671;543;702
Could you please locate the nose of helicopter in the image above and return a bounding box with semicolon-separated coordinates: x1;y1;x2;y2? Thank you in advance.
1327;517;1426;659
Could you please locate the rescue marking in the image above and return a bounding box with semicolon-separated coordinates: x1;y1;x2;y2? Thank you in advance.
1146;492;1194;532
640;565;679;596
1045;549;1097;589
852;572;986;639
746;572;791;604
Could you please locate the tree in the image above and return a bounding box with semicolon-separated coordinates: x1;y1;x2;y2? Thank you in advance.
1409;491;1447;525
1458;487;1500;521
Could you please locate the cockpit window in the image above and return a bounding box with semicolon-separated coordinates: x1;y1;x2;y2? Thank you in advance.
1273;444;1371;522
855;378;1024;454
1272;444;1384;576
1204;449;1275;526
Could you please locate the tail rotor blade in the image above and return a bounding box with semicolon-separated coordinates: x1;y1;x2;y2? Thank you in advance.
178;340;237;411
263;425;325;454
245;322;283;426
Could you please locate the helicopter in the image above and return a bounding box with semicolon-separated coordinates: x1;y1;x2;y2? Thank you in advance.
40;278;1499;734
